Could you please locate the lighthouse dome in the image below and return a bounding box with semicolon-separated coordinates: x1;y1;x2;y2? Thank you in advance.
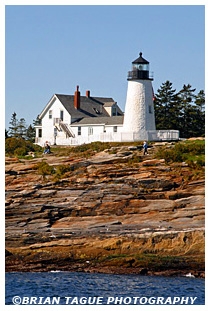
132;52;149;64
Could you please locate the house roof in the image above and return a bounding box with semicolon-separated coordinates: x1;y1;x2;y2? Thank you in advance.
71;115;124;126
39;93;123;120
56;94;113;119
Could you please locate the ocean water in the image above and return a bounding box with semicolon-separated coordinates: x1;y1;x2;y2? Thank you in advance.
5;272;205;305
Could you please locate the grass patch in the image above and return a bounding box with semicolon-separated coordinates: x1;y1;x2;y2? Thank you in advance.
155;139;205;168
51;141;147;157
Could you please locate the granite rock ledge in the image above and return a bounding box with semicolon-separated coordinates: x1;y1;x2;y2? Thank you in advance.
5;145;205;277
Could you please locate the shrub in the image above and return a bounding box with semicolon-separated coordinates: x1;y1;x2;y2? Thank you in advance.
155;140;205;167
53;164;71;180
5;137;42;156
14;147;28;157
35;161;55;178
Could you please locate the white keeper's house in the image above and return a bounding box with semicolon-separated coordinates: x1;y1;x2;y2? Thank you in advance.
35;52;179;146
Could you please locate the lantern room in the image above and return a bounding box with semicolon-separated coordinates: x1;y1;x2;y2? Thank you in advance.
128;52;153;81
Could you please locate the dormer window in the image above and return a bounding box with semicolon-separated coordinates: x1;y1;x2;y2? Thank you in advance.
93;107;100;114
112;107;117;116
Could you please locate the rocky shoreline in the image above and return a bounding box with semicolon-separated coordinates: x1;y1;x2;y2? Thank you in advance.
5;143;205;277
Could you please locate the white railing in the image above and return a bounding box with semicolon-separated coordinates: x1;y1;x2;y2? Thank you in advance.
147;130;180;141
69;130;179;146
35;130;179;146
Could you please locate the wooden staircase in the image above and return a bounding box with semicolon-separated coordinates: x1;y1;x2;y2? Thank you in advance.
57;122;75;138
60;122;75;138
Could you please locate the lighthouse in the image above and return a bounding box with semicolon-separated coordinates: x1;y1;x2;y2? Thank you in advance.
123;52;156;139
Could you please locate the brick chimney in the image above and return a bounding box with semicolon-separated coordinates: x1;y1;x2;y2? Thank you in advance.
74;85;80;109
86;90;90;97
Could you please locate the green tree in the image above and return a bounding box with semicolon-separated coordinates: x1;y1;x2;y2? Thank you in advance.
33;115;41;126
26;124;36;142
17;117;27;139
195;90;205;112
191;90;205;137
8;112;19;138
194;90;205;137
155;82;205;138
177;84;204;138
154;81;181;130
5;129;9;139
7;113;35;140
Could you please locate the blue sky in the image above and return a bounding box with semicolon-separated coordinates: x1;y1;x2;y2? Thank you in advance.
5;4;205;129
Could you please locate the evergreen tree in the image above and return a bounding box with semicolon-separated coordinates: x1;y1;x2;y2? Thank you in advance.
5;129;9;139
193;90;205;137
26;124;36;142
33;115;41;126
8;113;29;139
154;82;205;138
177;84;197;138
17;117;27;139
195;90;205;112
154;81;181;130
8;112;19;138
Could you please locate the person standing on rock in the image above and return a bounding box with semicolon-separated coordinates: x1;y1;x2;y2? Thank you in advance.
143;141;149;155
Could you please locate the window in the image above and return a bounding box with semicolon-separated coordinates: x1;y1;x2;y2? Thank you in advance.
60;110;64;121
113;126;117;132
49;110;52;119
112;107;117;116
88;127;93;135
38;129;42;137
78;126;81;136
93;107;100;114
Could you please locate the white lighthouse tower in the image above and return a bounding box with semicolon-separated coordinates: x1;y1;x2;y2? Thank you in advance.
123;52;156;139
